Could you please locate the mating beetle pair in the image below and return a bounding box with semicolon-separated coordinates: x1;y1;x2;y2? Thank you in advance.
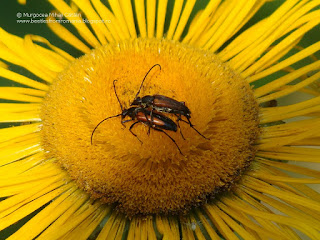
91;64;208;155
131;64;209;140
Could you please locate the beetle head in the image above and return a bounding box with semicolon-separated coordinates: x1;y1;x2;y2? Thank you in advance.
131;97;142;106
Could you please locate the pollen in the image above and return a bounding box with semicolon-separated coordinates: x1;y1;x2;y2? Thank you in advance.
41;38;260;215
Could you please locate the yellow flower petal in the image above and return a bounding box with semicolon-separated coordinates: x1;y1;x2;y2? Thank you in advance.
182;0;221;43
0;68;49;91
146;0;156;38
166;0;184;40
135;0;147;38
108;0;131;38
120;0;137;38
72;0;113;44
0;122;40;143
47;0;100;47
47;15;91;54
91;0;128;40
156;0;168;38
172;0;196;41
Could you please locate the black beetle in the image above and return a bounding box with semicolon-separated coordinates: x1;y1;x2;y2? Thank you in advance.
91;80;183;154
131;64;209;140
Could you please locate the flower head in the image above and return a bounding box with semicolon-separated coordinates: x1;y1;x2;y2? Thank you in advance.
0;0;320;239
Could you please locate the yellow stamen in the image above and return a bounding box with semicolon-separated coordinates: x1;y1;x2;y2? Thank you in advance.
41;38;259;215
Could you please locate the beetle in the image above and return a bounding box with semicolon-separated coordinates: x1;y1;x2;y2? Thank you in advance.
91;79;183;155
130;64;209;140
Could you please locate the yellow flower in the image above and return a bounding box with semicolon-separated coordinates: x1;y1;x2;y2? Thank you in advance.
1;0;320;239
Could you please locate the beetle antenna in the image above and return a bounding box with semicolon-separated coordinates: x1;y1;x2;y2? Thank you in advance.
113;80;124;111
134;64;161;99
91;113;122;144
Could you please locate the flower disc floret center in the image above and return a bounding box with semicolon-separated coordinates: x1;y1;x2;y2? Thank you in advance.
41;38;260;215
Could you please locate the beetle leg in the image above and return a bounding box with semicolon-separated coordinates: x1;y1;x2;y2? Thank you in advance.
179;119;189;124
147;110;155;135
185;117;210;140
129;121;143;144
121;119;133;130
153;128;183;155
178;117;210;140
174;114;185;140
140;110;152;136
186;116;193;127
121;119;134;128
